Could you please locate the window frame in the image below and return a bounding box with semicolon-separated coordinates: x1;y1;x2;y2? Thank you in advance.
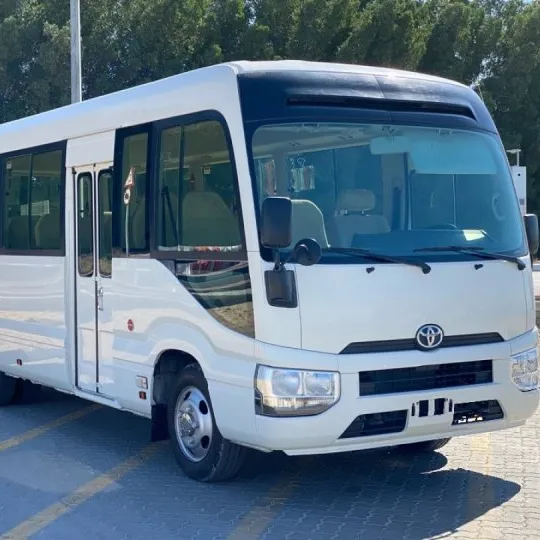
112;123;152;257
76;171;95;277
97;168;114;278
0;140;67;256
150;110;247;262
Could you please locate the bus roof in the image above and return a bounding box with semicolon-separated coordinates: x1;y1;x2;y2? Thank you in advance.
0;60;485;155
230;59;467;88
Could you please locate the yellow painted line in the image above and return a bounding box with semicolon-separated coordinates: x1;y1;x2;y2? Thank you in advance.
0;403;102;452
227;471;298;539
0;442;164;540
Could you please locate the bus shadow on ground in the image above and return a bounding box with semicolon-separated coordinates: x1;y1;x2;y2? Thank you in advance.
3;386;520;539
9;382;76;405
237;447;520;539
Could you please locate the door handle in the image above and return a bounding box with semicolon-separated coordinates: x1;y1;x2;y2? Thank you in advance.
97;286;104;311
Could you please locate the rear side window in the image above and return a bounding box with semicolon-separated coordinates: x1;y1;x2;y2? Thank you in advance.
2;147;64;252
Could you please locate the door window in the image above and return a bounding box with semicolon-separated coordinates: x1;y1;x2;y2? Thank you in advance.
77;172;94;277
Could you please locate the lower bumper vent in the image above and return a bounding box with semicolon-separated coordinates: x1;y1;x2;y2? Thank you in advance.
339;409;407;439
452;400;504;425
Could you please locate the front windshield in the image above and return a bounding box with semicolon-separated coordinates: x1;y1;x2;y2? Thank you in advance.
250;122;526;262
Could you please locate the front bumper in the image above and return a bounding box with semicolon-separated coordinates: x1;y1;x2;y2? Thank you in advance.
253;376;538;455
209;330;539;455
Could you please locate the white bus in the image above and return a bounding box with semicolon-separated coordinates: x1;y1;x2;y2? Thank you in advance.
0;60;538;482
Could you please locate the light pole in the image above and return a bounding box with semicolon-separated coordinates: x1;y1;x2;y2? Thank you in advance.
507;148;526;215
70;0;82;103
506;148;521;167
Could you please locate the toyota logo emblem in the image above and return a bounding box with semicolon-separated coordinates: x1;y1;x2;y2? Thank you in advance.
416;324;444;350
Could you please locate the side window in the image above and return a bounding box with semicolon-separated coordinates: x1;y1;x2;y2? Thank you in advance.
98;170;113;276
2;148;63;252
3;154;31;250
77;173;94;276
156;119;243;252
116;131;148;255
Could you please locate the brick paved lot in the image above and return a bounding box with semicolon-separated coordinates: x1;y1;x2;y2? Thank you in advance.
0;384;538;540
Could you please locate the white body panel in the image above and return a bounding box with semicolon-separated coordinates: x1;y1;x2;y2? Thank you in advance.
67;131;115;167
0;255;71;390
295;260;532;355
0;60;537;461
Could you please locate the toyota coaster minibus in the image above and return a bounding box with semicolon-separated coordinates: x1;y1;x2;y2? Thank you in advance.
0;60;538;482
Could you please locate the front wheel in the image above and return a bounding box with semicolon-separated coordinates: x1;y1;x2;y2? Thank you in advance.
397;438;451;453
167;363;247;482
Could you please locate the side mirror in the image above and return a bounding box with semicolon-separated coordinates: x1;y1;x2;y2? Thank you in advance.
292;238;322;266
524;213;539;256
260;197;292;249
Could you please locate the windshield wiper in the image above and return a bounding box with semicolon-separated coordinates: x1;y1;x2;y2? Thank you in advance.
323;247;432;274
413;245;526;270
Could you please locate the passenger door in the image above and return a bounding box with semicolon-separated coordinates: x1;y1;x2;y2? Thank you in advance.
75;163;114;396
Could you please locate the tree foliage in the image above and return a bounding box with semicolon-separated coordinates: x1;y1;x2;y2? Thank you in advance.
1;0;539;210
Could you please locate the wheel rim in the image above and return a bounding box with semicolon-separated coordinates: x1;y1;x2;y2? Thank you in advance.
174;386;213;463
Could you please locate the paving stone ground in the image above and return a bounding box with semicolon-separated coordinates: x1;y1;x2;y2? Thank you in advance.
0;384;538;540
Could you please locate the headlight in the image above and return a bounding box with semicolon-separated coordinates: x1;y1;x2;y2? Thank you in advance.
511;347;539;392
255;365;340;417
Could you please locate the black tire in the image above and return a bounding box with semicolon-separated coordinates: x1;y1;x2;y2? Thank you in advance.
397;438;451;453
0;372;22;406
167;363;247;482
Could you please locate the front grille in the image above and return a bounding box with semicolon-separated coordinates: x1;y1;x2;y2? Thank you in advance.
339;410;408;439
452;400;504;425
341;332;503;354
359;360;493;396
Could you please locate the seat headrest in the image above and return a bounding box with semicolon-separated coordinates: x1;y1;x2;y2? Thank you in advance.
336;189;375;212
182;191;230;214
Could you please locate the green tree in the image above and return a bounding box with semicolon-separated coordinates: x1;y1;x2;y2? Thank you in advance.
338;0;427;70
418;0;502;84
482;0;540;214
289;0;357;61
0;0;70;121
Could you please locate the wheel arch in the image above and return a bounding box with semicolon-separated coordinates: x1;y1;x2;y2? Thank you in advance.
150;348;203;442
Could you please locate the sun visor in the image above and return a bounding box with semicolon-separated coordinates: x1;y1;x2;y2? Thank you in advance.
370;132;497;175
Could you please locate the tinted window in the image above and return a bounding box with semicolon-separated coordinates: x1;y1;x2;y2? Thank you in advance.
77;172;93;276
3;148;63;251
118;132;148;254
156;120;243;252
98;170;113;276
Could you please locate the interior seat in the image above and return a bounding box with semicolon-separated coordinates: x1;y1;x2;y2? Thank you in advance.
290;199;329;248
333;189;390;247
6;215;30;250
35;210;61;250
181;191;241;248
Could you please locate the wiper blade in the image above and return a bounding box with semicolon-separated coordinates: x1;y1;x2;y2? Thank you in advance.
323;247;432;274
414;245;526;270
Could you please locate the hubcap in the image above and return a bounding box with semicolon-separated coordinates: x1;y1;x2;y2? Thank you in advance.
174;386;213;462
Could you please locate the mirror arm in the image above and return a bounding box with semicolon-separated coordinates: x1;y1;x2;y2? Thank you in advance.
272;248;282;271
273;248;297;271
